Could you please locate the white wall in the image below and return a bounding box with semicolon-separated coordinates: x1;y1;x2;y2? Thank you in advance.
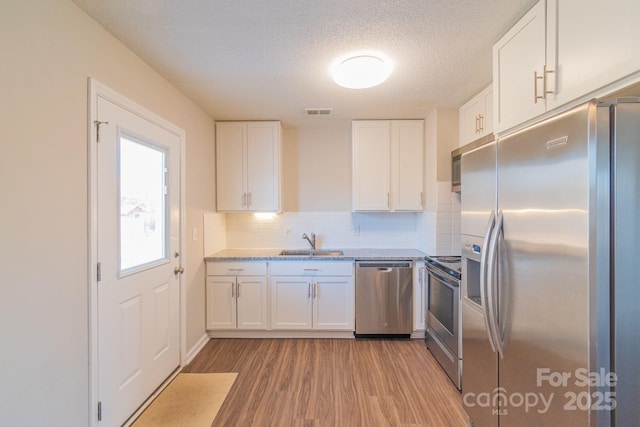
0;1;215;425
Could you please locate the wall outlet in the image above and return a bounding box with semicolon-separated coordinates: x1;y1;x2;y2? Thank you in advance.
192;227;198;242
352;224;360;236
283;225;292;237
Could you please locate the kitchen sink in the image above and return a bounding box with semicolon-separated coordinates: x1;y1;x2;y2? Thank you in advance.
278;249;344;257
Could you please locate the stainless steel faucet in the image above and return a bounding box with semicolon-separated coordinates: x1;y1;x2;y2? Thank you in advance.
302;232;316;250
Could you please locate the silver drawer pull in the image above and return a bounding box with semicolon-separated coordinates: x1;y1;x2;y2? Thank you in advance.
303;268;320;272
228;268;244;272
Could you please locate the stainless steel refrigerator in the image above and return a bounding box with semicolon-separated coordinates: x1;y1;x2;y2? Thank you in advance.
460;99;639;427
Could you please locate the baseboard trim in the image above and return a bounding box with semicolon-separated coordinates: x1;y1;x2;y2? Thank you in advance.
411;329;426;339
207;330;355;339
185;332;210;364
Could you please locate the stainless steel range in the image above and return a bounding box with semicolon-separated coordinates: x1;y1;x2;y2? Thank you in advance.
424;255;462;390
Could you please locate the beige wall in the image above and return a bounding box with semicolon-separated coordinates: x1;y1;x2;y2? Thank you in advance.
435;109;459;182
0;1;215;425
416;108;459;254
282;126;351;211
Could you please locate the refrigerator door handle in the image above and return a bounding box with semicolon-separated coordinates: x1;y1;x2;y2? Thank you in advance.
480;210;497;353
487;210;505;359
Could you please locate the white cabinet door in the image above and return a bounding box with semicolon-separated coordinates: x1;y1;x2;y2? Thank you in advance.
494;0;640;134
392;120;424;211
246;122;281;211
270;276;313;329
313;277;355;330
236;276;268;329
216;123;245;211
493;1;546;133
352;120;424;212
352;121;390;211
206;276;237;329
459;85;493;147
459;94;484;146
546;0;640;110
216;121;281;212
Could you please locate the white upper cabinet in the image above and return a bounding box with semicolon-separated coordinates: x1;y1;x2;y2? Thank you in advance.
494;0;640;134
459;84;493;146
391;120;425;211
545;0;640;110
493;1;546;133
216;121;282;212
352;120;391;211
352;120;424;212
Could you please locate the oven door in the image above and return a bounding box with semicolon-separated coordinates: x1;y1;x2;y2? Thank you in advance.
426;265;460;357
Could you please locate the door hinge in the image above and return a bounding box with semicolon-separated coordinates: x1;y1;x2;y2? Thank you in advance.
94;120;109;143
97;401;102;421
97;262;102;282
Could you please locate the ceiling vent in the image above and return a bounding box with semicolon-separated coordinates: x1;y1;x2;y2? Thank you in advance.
305;108;333;116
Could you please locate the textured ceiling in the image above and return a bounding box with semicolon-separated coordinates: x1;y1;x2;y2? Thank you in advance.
72;0;537;128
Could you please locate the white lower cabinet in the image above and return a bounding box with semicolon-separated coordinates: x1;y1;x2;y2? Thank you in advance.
206;262;268;330
269;261;354;331
413;262;427;331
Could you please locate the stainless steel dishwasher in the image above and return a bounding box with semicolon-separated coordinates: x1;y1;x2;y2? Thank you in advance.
355;260;413;337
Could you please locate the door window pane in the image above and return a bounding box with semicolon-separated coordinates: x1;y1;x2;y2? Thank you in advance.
119;134;167;272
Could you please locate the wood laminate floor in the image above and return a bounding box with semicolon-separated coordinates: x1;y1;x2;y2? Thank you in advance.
183;338;469;427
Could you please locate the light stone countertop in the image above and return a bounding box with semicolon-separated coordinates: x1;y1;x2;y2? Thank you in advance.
204;248;428;261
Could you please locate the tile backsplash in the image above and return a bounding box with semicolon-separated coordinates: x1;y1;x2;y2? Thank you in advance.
436;182;461;256
205;181;461;255
225;211;419;249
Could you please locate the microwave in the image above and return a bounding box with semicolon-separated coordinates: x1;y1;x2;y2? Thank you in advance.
451;133;495;193
451;150;462;192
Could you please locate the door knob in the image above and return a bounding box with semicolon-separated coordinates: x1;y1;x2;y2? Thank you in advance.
174;266;185;275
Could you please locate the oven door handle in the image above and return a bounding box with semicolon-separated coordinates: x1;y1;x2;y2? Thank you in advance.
427;268;459;290
480;210;497;353
487;210;505;359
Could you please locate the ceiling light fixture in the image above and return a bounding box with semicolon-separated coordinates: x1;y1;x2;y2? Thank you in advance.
331;52;393;89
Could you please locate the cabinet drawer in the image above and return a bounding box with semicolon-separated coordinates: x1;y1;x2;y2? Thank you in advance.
207;261;267;276
269;261;353;276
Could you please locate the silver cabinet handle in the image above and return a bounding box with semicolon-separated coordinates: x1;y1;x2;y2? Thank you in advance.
308;282;312;299
303;268;320;272
480;211;497;353
487;211;505;359
228;268;244;272
313;283;317;299
236;282;240;298
231;282;235;298
534;70;544;103
247;192;252;207
534;65;555;104
544;65;554;98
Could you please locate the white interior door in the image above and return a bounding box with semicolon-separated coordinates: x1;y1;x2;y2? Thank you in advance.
96;94;181;426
